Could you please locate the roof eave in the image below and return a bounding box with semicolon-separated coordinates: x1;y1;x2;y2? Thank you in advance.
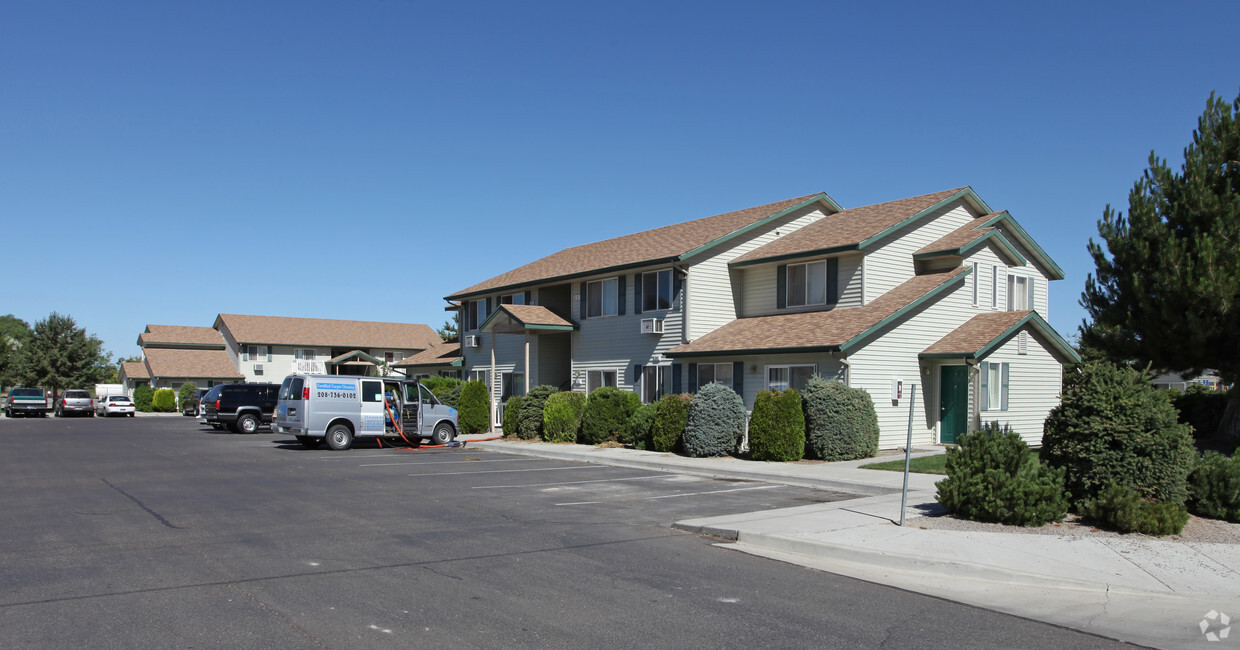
857;188;979;250
729;244;861;269
678;193;839;262
838;268;971;355
667;344;842;359
974;311;1081;363
446;256;682;302
980;211;1066;280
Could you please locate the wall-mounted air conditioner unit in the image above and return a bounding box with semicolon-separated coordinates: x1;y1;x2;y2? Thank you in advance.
465;335;481;348
640;318;664;335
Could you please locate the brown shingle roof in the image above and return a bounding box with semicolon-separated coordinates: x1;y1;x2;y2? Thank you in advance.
394;342;461;367
138;325;226;348
731;188;969;266
914;216;995;255
922;311;1031;356
485;304;577;330
215;314;441;350
142;348;244;379
446;194;828;299
121;361;149;379
667;268;969;356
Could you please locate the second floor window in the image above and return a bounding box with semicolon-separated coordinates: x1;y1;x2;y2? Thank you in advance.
587;278;619;318
1008;276;1032;310
642;269;673;311
467;299;490;330
782;259;838;308
500;293;526;305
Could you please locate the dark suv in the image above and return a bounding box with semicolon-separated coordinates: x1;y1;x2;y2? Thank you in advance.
182;388;211;416
203;383;279;433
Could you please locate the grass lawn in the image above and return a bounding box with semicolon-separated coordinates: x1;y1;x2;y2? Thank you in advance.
860;448;1042;475
860;454;948;475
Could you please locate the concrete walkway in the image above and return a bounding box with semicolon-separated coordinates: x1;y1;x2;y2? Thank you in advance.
467;438;1240;649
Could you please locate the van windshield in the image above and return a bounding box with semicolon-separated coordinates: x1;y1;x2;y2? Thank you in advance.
279;377;304;401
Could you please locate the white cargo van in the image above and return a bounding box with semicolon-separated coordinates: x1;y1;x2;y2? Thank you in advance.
274;374;459;450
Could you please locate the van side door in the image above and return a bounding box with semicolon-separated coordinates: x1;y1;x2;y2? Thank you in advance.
401;382;420;433
359;380;385;435
418;384;438;436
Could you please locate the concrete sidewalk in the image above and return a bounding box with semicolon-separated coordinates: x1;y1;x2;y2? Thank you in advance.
469;438;1240;649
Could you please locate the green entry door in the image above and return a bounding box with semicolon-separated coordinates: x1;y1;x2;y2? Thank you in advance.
939;365;969;444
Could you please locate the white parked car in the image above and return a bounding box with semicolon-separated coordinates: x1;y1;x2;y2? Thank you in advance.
97;395;136;417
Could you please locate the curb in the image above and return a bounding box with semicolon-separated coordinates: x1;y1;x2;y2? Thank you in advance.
469;440;903;496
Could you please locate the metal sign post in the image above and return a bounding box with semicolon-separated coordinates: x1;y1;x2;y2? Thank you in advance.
899;384;916;527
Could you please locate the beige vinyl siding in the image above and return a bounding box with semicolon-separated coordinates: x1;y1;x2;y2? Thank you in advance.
862;202;978;303
973;328;1064;446
847;279;978;448
738;253;863;317
684;204;833;340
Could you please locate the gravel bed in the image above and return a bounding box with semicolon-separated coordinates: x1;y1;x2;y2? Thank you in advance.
908;511;1240;544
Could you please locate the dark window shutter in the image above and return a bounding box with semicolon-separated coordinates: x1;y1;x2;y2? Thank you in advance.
467;301;477;330
733;361;744;396
634;274;643;314
672;362;682;394
633;364;642;386
672;271;682;309
688;363;698;393
1001;363;1010;411
524;290;532;305
484;297;492;319
980;362;990;411
618;275;627;316
579;283;587;318
827;258;839;305
776;265;787;309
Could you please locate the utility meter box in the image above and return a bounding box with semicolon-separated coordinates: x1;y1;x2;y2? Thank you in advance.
890;378;904;401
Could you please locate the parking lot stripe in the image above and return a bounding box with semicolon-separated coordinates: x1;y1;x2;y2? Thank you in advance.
555;501;604;506
407;465;605;477
472;474;672;490
360;458;539;468
642;485;783;500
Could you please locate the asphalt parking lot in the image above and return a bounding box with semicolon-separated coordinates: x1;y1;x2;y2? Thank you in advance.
0;415;1127;648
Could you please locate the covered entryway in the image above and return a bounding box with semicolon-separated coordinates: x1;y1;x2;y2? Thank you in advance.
939;365;969;444
479;304;578;430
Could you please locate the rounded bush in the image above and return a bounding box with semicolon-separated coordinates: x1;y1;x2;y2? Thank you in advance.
580;387;639;445
1080;483;1189;536
457;380;490;434
627;403;657;450
543;391;587;443
748;389;805;462
683;383;745;457
1042;362;1196;506
426;377;465;405
517;385;558;440
152;388;177;412
133;384;154;412
1187;451;1240;522
651;394;691;453
935;423;1069;526
177;383;198;411
502;396;523;438
802;376;879;461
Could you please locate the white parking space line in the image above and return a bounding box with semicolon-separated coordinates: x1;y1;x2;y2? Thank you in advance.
472;474;672;490
407;465;606;477
555;501;604;506
642;485;784;500
360;458;540;468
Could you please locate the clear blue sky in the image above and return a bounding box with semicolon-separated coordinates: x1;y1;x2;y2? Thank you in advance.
4;0;1237;360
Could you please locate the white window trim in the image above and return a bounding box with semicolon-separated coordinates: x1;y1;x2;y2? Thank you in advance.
971;262;979;306
641;364;671;404
1008;275;1030;311
586;277;620;319
991;265;1000;309
786;260;828;308
586;369;618;393
764;364;816;391
641;269;674;312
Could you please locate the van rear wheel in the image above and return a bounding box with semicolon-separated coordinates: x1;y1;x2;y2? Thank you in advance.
326;424;353;451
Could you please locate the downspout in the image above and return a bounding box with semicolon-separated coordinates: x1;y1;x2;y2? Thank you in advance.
966;357;980;431
674;263;690;344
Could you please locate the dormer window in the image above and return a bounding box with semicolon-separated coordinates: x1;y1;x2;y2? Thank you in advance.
780;258;839;308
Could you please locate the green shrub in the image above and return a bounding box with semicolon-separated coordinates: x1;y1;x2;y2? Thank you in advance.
581;387;640;445
935;423;1069;526
543;392;587;443
748;389;805;462
457;380;490;434
502;396;523;437
152;388;177;412
421;376;463;394
1187;451;1240;522
651;393;691;453
802;376;880;461
133;384;154;412
438;383;464;409
627;403;657;450
1080;483;1189;536
177;383;198;410
1042;362;1196;506
517;385;558;440
1173;386;1230;438
683;383;746;457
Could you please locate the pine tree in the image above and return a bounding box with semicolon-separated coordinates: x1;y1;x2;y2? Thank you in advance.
1082;88;1240;436
15;313;111;398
